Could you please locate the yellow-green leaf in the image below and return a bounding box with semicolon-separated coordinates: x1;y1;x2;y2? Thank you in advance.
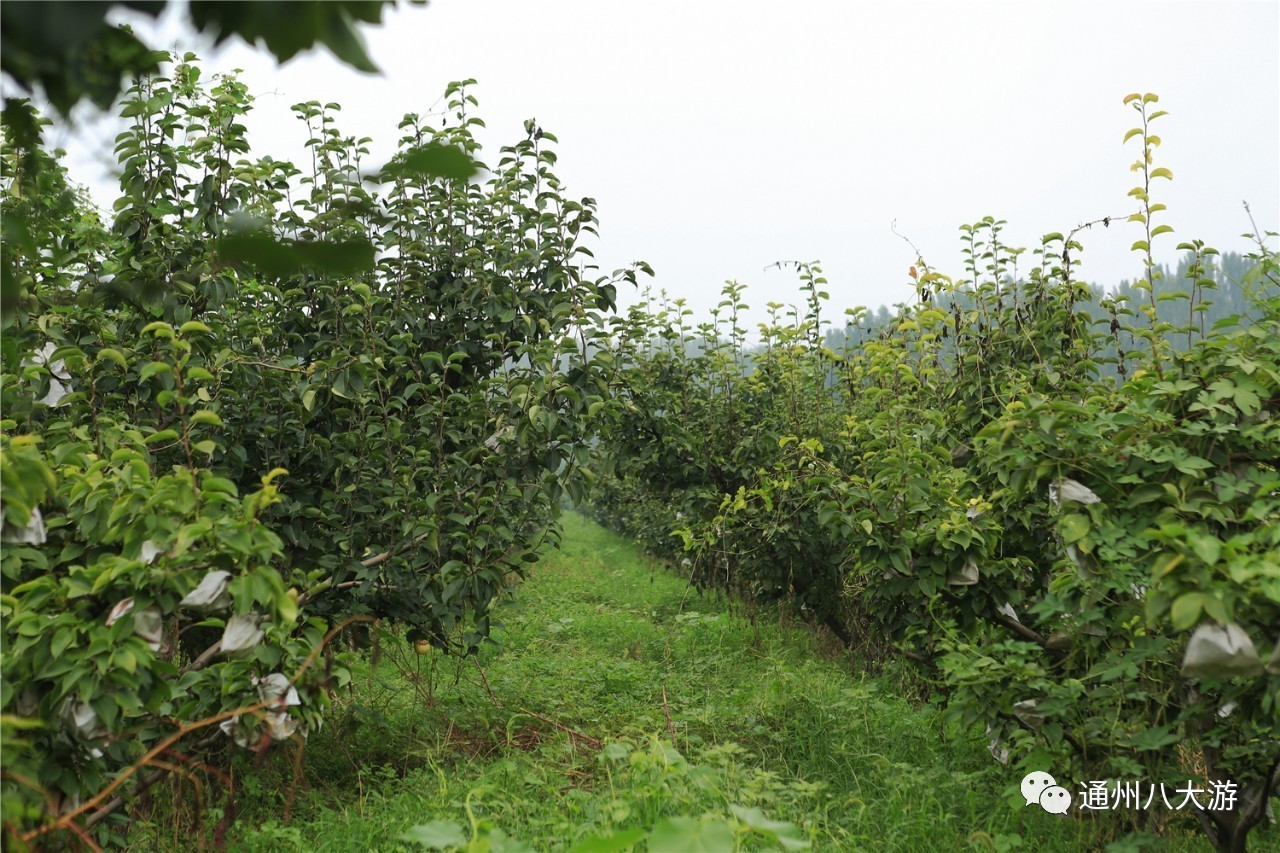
1170;593;1204;631
141;321;175;339
96;348;127;368
1060;513;1090;544
189;410;223;427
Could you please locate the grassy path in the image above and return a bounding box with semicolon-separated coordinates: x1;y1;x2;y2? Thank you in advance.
219;514;1168;852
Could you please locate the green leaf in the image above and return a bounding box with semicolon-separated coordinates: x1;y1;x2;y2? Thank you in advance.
139;361;172;381
568;829;647;853
192;440;217;456
648;817;735;852
315;10;379;73
1059;513;1090;544
1191;536;1221;566
383;143;480;182
485;830;535;853
1171;455;1212;475
1128;484;1168;506
186;2;387;73
1203;596;1229;624
730;805;810;849
399;821;467;850
276;589;298;626
331;375;350;400
115;647;137;675
219;235;375;277
188;410;223;427
141;321;176;339
1170;593;1205;631
179;321;212;335
1232;383;1262;415
1150;167;1173;180
1128;725;1181;751
96;348;127;368
201;476;239;495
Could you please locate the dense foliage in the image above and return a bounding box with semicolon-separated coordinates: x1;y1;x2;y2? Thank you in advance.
0;55;640;846
2;37;1276;850
0;0;397;114
587;96;1280;852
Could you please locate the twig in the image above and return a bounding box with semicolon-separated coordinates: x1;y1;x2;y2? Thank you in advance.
515;709;602;750
359;531;432;568
890;219;931;275
1;769;61;816
661;686;676;744
286;616;376;693
23;616;373;845
82;731;223;831
997;710;1086;760
183;640;222;673
988;610;1062;655
898;647;933;666
475;657;501;705
83;769;165;830
296;533;434;605
282;739;306;826
24;706;262;843
677;556;698;612
473;659;602;750
63;818;104;853
233;360;310;374
1236;757;1280;841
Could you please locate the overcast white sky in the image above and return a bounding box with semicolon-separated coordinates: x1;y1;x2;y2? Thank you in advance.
44;0;1280;330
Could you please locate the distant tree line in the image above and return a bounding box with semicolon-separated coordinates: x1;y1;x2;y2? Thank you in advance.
825;250;1265;380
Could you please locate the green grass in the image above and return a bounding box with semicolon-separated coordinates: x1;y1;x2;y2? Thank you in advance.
134;514;1208;851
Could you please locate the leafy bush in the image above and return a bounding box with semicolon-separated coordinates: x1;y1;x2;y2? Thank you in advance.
587;95;1280;851
0;54;638;844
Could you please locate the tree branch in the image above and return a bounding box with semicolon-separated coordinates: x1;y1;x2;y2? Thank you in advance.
989;610;1063;655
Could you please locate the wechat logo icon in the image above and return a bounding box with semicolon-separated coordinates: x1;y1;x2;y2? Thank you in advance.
1022;771;1072;814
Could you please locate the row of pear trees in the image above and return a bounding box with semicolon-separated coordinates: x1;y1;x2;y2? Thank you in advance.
0;55;644;845
585;96;1279;852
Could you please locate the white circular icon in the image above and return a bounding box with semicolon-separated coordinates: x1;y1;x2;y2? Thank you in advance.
1039;785;1072;814
1021;771;1057;806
